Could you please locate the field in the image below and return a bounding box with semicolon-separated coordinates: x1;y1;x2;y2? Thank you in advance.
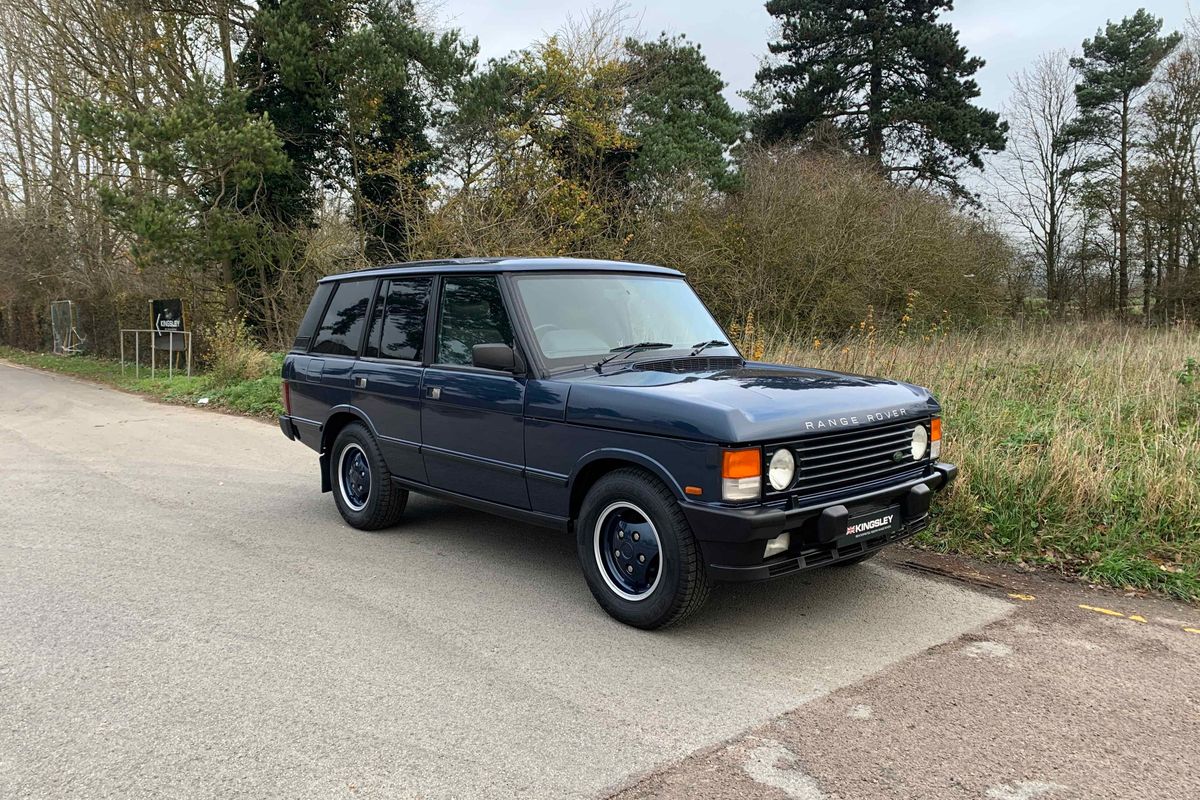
768;322;1200;600
4;322;1198;600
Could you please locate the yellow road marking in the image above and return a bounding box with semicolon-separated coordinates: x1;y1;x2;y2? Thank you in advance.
1127;615;1147;623
1185;628;1200;635
1008;593;1036;601
1079;604;1125;618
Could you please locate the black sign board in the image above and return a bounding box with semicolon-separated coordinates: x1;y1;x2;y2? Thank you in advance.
151;299;186;351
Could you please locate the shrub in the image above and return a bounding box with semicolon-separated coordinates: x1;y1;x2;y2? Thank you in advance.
202;315;274;386
631;146;1015;337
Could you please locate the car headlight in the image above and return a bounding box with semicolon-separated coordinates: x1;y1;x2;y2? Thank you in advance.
767;448;795;491
911;424;929;461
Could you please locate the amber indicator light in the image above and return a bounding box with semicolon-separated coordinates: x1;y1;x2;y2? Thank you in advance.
722;448;762;479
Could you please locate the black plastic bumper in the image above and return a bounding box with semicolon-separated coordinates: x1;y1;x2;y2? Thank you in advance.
279;414;297;441
680;462;958;582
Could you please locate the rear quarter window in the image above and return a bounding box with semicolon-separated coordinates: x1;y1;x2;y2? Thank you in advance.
293;282;333;351
310;279;376;357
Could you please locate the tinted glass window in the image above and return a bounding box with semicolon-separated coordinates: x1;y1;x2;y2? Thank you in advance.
310;279;375;356
365;278;432;361
293;282;332;351
436;276;514;366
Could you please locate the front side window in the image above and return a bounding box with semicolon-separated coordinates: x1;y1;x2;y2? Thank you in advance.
511;273;734;369
310;279;375;356
365;278;432;361
436;276;514;366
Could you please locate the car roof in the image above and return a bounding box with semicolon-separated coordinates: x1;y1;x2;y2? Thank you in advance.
319;256;684;282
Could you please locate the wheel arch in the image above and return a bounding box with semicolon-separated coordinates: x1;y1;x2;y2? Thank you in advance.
319;406;376;493
567;449;684;522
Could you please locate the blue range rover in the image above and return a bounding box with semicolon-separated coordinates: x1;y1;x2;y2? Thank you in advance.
279;257;956;628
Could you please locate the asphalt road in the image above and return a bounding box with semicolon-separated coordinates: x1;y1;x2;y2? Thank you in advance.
0;362;1012;798
3;361;1195;799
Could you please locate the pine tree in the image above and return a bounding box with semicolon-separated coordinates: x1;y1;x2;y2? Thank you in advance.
624;35;745;195
753;0;1006;199
1063;9;1181;316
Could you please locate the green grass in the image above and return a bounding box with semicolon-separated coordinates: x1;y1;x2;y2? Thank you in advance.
766;322;1200;603
0;346;284;418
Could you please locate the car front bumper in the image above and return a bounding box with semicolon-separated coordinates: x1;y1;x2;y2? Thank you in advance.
680;462;958;582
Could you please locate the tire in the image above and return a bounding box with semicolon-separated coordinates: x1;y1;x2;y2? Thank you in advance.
329;422;408;530
830;550;879;567
576;468;711;629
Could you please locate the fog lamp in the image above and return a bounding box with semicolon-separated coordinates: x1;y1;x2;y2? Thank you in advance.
764;532;790;558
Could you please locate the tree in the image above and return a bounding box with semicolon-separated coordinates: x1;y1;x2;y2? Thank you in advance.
624;34;744;196
991;51;1085;314
71;80;288;299
419;19;638;258
237;0;345;229
1063;9;1181;316
238;0;474;260
752;0;1007;199
337;0;475;260
1133;45;1200;320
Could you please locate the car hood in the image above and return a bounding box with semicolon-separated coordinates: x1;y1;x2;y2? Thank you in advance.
560;362;939;443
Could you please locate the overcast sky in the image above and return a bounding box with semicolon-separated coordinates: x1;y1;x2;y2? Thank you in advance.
434;1;1194;114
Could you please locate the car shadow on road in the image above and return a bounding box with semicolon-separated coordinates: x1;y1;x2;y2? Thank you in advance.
286;491;996;642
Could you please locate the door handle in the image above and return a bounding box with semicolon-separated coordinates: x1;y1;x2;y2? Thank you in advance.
355;376;367;389
427;386;441;400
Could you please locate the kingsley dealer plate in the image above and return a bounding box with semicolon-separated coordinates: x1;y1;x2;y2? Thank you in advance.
839;505;902;546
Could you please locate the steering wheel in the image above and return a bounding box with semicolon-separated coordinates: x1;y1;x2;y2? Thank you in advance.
534;324;561;336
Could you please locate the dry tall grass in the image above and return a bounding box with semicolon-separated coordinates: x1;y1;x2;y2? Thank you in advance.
767;322;1200;599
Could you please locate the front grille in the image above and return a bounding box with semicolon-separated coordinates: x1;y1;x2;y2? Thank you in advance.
633;356;743;373
770;418;930;499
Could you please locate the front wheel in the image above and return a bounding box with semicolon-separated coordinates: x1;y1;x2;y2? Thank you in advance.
576;468;711;629
329;423;408;530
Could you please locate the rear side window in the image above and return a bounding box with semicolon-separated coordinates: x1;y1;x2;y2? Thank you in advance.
310;279;375;356
436;276;514;366
365;278;432;361
293;282;333;351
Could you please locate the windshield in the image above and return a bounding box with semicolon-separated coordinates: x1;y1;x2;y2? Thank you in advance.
510;273;738;370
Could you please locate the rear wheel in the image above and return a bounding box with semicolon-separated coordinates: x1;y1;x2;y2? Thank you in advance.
329;423;408;530
576;468;710;629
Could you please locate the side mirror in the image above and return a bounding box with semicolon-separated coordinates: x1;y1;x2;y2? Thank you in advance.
472;343;519;372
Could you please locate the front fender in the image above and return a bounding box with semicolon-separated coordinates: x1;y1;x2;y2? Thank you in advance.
568;447;687;501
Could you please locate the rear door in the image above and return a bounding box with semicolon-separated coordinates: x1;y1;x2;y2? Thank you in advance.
421;274;529;508
293;278;376;422
353;276;433;483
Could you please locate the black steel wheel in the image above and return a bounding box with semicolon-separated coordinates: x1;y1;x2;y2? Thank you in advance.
576;467;710;629
329;422;408;530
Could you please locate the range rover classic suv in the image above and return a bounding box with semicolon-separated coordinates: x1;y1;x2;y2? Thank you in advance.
279;258;956;628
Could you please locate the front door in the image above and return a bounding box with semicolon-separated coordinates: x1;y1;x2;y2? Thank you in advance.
421;275;529;509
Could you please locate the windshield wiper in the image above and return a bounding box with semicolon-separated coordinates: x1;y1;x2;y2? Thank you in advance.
689;339;730;357
593;341;674;372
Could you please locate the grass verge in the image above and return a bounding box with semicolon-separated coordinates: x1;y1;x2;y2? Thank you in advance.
768;322;1200;602
0;346;284;418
